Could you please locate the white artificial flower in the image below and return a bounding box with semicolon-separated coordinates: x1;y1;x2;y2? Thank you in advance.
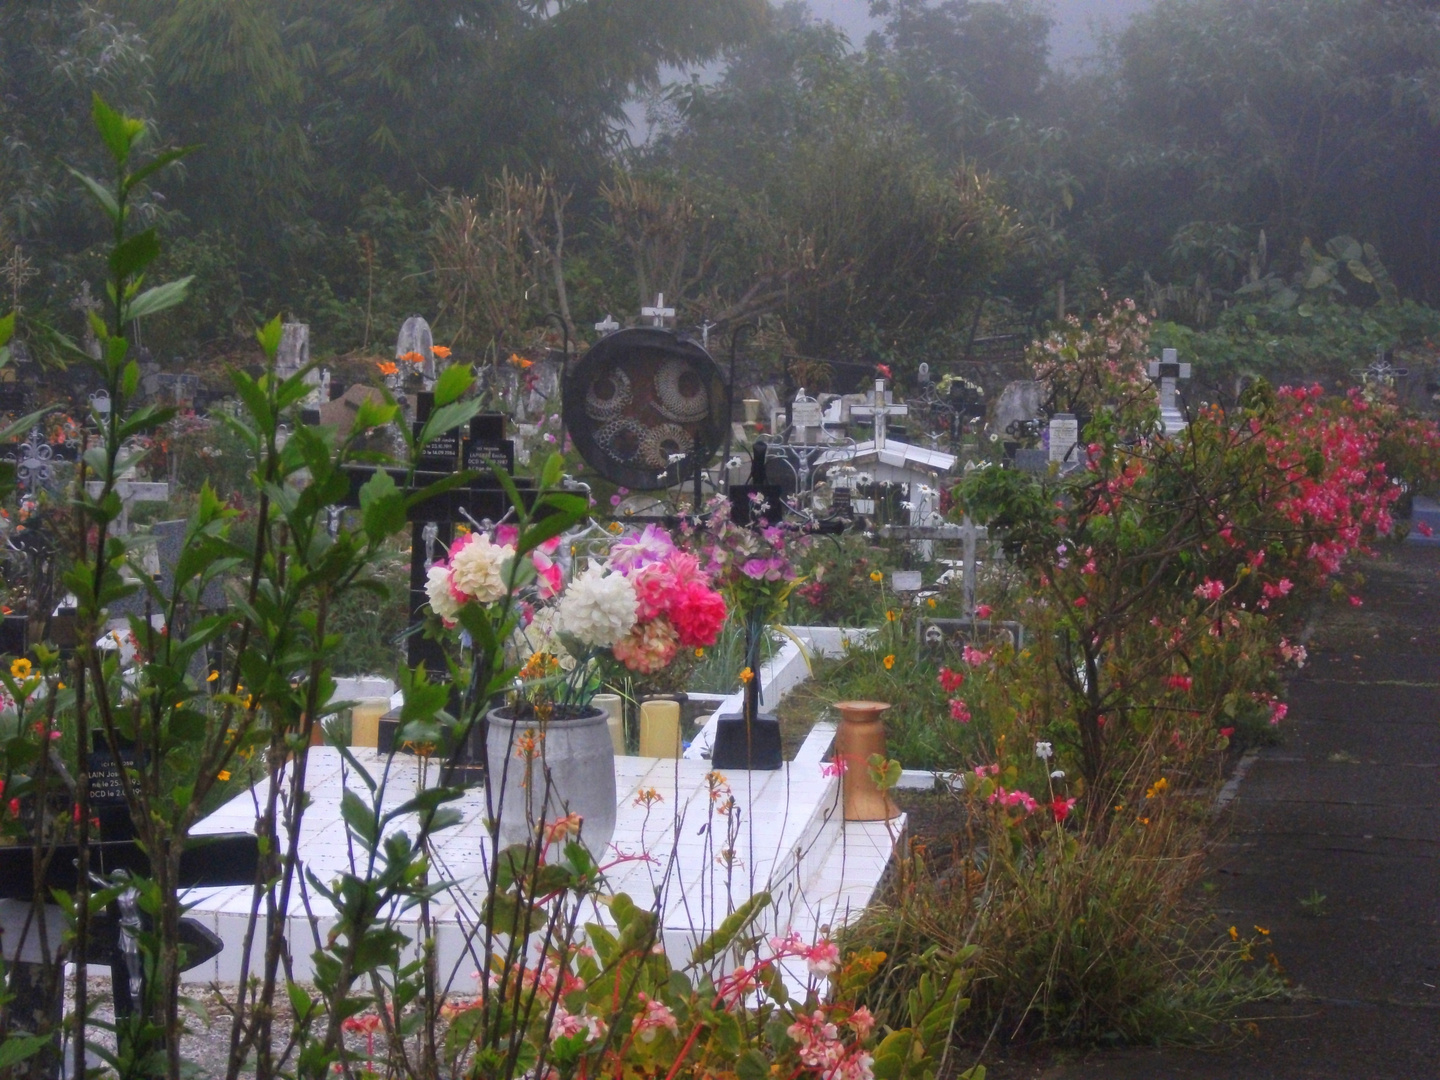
556;565;637;647
521;604;576;671
1050;769;1066;780
449;535;512;604
425;564;462;622
1034;741;1053;760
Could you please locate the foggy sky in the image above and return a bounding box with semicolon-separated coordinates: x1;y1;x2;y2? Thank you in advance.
809;0;1154;61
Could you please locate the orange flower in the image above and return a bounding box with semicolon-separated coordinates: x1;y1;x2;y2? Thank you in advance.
376;360;398;377
401;350;426;366
509;353;534;370
432;345;452;360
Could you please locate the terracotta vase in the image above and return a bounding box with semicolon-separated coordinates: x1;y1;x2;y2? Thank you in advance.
833;700;899;821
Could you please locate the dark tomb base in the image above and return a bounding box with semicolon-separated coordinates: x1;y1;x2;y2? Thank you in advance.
710;713;783;771
377;707;487;784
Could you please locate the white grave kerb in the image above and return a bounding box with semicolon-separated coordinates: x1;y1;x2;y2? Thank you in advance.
1147;348;1191;435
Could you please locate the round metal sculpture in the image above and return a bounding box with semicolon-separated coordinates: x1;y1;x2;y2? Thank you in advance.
563;327;728;490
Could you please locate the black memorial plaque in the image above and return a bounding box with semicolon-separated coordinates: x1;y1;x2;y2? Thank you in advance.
87;747;140;809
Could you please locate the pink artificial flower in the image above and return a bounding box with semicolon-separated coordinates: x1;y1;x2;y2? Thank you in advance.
961;645;990;667
531;549;563;599
612;617;680;674
974;604;993;619
668;581;728;647
973;763;1000;779
1348;595;1363;607
948;698;971;723
632;562;678;621
1270;700;1289;725
821;759;847;778
609;524;676;574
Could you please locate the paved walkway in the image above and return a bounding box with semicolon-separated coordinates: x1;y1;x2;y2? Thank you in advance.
987;545;1440;1079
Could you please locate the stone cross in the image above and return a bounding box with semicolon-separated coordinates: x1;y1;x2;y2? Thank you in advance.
396;315;436;389
641;293;675;328
1147;348;1191;435
594;313;620;337
71;281;103;360
84;478;170;534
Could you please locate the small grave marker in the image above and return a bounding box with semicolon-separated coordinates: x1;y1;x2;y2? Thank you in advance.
892;570;923;593
1147;348;1191;435
640;293;675;328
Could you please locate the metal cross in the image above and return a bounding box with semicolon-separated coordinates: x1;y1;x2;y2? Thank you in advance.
1354;348;1408;388
594;313;620;337
640;293;675;328
1;246;39;313
16;428;54;490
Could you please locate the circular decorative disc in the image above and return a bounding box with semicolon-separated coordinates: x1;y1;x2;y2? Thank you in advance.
563;328;728;490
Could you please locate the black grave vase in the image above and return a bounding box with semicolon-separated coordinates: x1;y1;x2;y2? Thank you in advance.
710;615;782;771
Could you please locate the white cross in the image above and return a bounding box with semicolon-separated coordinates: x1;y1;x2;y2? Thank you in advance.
851;378;908;450
641;293;675;328
594;313;619;336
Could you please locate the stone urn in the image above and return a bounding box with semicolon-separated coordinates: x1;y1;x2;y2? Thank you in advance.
833;700;900;821
485;706;616;859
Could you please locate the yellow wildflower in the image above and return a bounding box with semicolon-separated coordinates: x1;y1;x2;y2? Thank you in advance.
738;667;754;684
694;647;704;659
207;670;219;683
885;609;898;622
1145;777;1169;799
217;770;231;782
869;571;882;583
1228;926;1239;941
883;654;895;670
10;658;31;679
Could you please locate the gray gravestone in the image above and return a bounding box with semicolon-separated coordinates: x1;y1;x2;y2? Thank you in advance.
991;381;1045;440
396;316;436;388
1048;413;1079;468
276;323;310;380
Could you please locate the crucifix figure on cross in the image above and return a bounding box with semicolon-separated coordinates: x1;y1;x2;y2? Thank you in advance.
1147;348;1191;435
640;293;675;328
851;378;908;450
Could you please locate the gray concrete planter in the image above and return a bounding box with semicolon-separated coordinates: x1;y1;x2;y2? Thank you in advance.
485;706;616;860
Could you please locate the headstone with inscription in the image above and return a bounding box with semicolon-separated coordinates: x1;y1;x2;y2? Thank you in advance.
1047;412;1079;470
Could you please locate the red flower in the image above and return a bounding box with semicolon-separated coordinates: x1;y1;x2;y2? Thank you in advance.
1165;674;1193;692
937;666;965;693
974;604;993;618
1050;797;1076;823
669;582;728;648
1219;727;1235;739
1073;596;1088;608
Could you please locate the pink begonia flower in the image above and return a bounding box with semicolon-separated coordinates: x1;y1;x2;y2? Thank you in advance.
1194;579;1225;602
550;1010;606;1045
973;763;1000;778
631;993;678;1042
804;939;841;977
848;1006;876;1039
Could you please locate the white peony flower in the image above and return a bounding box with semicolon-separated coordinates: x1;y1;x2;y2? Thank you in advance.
425;564;462;622
556;565;637;647
449;534;512;604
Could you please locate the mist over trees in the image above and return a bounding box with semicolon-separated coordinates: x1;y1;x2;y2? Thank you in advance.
3;0;1439;380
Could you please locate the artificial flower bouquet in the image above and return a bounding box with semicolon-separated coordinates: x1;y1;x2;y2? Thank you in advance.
423;520;728;716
